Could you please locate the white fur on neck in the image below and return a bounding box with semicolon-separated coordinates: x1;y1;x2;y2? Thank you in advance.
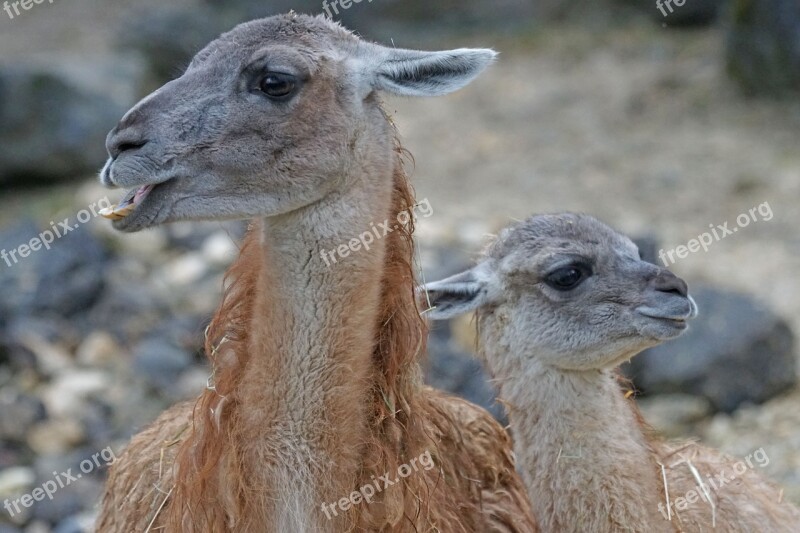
496;358;674;533
230;178;393;530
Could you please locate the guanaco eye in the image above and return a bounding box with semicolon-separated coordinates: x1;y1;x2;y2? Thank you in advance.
544;264;591;291
259;72;297;99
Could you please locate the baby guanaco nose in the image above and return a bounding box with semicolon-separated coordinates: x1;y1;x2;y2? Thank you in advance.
652;270;689;298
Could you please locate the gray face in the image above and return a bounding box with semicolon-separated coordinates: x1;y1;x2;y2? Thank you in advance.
98;14;497;232
423;214;698;371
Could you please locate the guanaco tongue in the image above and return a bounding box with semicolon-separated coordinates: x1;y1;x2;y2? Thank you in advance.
99;185;154;220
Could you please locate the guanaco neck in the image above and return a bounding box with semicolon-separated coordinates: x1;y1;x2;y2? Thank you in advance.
495;361;674;533
234;171;394;528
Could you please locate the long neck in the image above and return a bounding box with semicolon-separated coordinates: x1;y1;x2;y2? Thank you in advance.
233;172;395;529
496;361;674;533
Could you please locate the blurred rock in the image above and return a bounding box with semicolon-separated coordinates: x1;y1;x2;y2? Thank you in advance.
0;438;25;464
115;5;224;89
202;231;240;268
109;230;168;259
624;285;797;413
53;512;96;533
637;393;712;438
425;323;504;421
82;264;168;342
5;318;79;351
205;0;537;40
0;67;124;187
148;315;207;357
75;332;123;367
31;478;101;527
0;468;35;524
22;522;48;533
632;235;661;265
0;391;46;443
0;220;109;320
157;253;208;287
165;221;247;252
132;336;193;392
644;0;723;26
419;242;473;287
27;419;86;456
41;370;110;420
1;317;79;377
727;0;800;96
77;402;115;450
0;467;35;497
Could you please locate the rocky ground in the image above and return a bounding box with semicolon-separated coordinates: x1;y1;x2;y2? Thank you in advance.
0;1;799;531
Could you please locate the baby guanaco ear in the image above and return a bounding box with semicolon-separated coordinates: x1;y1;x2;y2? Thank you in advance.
421;265;496;320
359;46;498;97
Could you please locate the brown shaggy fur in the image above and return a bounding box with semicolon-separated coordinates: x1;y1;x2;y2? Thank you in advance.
96;152;538;532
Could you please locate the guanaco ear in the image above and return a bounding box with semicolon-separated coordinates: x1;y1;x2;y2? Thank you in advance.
360;46;498;97
421;266;496;320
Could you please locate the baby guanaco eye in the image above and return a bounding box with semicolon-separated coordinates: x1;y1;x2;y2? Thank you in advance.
544;264;591;291
259;72;298;99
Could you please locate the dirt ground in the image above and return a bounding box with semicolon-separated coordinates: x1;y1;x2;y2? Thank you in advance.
3;0;799;506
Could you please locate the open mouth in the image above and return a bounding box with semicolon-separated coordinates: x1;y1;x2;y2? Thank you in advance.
99;184;156;220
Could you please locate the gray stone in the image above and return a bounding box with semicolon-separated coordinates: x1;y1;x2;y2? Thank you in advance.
0;219;109;320
425;324;505;422
624;285;797;413
0;67;125;187
645;0;723;26
726;0;800;96
419;242;474;287
115;5;226;88
0;391;46;443
204;0;536;38
82;275;167;342
132;336;194;391
31;478;101;526
632;235;661;266
53;512;96;533
0;467;35;496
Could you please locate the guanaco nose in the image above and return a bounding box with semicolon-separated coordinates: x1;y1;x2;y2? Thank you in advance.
652;270;689;298
105;127;149;160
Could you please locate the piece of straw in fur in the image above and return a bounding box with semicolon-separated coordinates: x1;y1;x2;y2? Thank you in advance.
657;461;672;521
686;460;716;528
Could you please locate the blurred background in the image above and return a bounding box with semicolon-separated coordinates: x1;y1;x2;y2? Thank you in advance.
0;0;799;531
